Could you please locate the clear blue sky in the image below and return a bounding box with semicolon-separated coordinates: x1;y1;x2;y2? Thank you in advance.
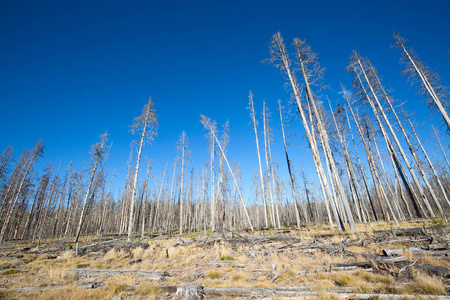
1;0;449;197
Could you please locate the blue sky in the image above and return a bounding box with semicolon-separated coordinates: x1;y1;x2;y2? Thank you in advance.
1;0;449;198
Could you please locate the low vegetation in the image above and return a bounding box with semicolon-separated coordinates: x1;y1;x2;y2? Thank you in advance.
0;220;448;299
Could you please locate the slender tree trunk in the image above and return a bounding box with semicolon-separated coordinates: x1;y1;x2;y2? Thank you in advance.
201;115;254;231
394;35;450;132
278;100;303;228
75;134;106;243
267;33;341;230
0;142;43;243
248;92;269;228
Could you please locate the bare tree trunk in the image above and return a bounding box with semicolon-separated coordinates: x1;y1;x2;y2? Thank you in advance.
267;33;342;230
350;58;426;219
262;102;278;229
394;34;450;132
248;92;269;228
208;122;217;232
75;133;107;243
0;145;13;182
368;62;446;221
278;100;302;229
127;98;158;241
292;39;356;232
434;127;450;176
406;117;450;209
177;131;189;235
0;141;44;243
201;115;253;231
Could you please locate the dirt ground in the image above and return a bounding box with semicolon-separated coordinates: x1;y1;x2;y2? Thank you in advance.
0;220;449;299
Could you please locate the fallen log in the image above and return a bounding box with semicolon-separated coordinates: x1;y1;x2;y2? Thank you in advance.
172;283;205;300
373;224;450;237
408;247;450;257
68;268;169;280
201;286;355;297
4;284;449;299
382;249;403;257
334;256;408;268
428;244;449;250
78;237;126;249
408;262;449;277
385;247;450;257
202;262;246;268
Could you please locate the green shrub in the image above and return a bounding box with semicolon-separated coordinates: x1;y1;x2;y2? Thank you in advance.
207;271;221;279
431;218;444;226
219;255;234;261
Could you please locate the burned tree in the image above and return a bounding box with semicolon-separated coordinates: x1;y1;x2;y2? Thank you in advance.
393;34;450;133
74;133;108;243
127;98;158;241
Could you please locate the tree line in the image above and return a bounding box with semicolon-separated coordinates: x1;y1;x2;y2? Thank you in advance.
0;33;449;244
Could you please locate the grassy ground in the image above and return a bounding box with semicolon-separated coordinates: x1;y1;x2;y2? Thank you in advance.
0;219;448;299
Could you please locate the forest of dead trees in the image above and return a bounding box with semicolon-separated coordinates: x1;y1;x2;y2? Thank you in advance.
0;33;449;245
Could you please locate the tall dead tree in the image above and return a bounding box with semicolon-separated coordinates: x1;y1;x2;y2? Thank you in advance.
177;131;190;234
0;141;44;243
349;54;428;219
262;101;279;228
200;114;254;231
278;100;303;228
266;32;343;231
393;34;450;132
293;38;356;232
140;160;151;238
434;127;450;172
343;101;374;224
329;101;366;224
127;98;158;241
405;115;450;209
0;145;13;183
367;61;446;221
248;92;269;228
74;133;107;243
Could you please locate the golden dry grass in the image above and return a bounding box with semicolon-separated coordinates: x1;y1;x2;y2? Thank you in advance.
0;221;448;299
406;269;446;295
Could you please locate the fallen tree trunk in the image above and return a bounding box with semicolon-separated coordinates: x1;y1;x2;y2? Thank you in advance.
334;256;409;267
202;262;247;268
68;268;169;280
398;262;449;277
384;247;450;257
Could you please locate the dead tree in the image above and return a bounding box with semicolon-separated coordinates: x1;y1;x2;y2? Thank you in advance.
248;92;269;228
434;127;450;174
328;101;366;224
266;32;343;231
0;145;13;183
262;102;279;228
349;54;428;219
393;34;450;132
200;114;254;231
166;156;179;234
140;160;151;238
367;61;446;221
207;120;217;231
177;131;190;234
74;133;107;243
405;115;450;209
0;141;44;243
278;100;303;228
127;98;158;241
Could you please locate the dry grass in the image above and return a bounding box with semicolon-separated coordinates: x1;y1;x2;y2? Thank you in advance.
0;222;448;299
406;269;446;295
317;269;399;294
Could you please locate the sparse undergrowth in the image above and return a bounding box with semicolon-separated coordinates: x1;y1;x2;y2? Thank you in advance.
0;220;448;299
